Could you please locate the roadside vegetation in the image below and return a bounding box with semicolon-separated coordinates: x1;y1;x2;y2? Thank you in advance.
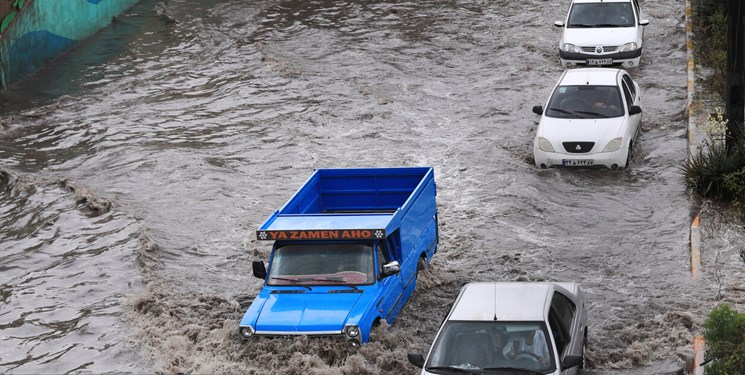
685;0;745;214
703;304;745;374
688;2;745;374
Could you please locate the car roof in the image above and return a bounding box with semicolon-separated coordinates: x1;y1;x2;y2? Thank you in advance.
559;68;621;86
448;282;557;322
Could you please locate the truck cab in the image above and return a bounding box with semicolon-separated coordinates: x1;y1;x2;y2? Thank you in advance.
239;167;439;347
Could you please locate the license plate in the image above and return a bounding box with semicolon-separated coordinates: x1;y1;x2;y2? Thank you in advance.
586;58;612;66
562;159;594;166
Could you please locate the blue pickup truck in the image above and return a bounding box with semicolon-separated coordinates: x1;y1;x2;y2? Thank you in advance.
239;167;439;347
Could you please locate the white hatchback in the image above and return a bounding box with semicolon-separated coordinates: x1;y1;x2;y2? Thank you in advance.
407;282;588;375
532;68;642;170
556;0;649;68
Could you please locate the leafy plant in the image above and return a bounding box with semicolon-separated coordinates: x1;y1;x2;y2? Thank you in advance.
692;0;728;98
703;304;745;374
684;140;745;202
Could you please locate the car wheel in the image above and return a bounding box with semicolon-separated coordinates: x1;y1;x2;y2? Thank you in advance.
624;144;632;169
579;328;587;371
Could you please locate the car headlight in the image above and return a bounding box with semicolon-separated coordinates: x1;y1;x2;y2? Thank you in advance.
538;137;555;152
345;325;360;338
239;326;255;339
561;43;579;53
619;42;638;52
603;137;623;152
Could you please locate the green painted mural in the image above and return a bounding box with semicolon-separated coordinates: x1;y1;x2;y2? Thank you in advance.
0;0;141;89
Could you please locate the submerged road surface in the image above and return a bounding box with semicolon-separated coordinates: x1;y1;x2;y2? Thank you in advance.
2;0;740;374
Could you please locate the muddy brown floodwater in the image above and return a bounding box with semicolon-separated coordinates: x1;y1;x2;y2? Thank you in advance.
2;0;744;374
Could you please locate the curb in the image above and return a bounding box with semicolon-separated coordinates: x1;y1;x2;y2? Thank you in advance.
685;0;706;374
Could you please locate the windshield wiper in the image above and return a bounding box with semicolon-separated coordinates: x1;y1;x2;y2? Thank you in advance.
308;278;359;290
547;107;572;115
574;110;610;118
424;366;481;374
270;277;312;290
568;23;595;28
482;367;545;375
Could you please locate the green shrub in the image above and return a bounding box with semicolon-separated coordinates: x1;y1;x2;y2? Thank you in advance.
684;140;745;203
692;0;728;98
703;304;745;375
722;167;745;210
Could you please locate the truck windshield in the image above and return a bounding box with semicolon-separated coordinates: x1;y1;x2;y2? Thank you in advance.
268;243;375;286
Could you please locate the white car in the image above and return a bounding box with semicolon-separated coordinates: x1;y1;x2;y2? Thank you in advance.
407;282;588;375
556;0;649;68
532;68;642;170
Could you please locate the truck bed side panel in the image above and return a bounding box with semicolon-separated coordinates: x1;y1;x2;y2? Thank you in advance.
280;168;431;214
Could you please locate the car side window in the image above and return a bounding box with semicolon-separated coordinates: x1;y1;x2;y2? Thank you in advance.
621;81;634;110
622;75;636;98
550;292;576;354
633;0;640;19
548;309;568;355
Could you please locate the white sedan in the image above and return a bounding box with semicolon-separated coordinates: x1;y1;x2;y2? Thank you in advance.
407;282;588;375
532;68;642;170
556;0;649;68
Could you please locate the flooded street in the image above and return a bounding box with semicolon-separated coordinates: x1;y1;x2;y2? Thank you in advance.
2;0;743;373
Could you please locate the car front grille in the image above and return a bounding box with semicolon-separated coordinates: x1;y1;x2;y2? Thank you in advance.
580;46;620;53
563;142;595;153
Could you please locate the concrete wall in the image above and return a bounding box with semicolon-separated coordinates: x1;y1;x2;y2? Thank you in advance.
0;0;141;88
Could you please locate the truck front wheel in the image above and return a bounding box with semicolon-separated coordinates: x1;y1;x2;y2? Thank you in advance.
417;256;427;273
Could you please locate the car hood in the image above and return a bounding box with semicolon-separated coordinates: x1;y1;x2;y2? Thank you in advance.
255;291;363;333
562;27;640;46
537;117;624;148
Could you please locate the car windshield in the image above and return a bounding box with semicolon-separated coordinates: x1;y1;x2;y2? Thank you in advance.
267;243;375;286
425;321;556;374
545;85;624;119
567;3;635;28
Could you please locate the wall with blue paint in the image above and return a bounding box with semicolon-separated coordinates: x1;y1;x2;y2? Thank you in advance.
0;0;141;88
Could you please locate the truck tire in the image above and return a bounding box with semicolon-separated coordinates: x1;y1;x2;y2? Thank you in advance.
417;256;427;273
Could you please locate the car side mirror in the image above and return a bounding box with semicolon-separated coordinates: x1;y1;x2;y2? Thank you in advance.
532;105;543;115
252;260;267;279
562;355;583;369
554;21;564;27
628;105;642;115
381;261;401;278
407;353;425;368
639;19;649;26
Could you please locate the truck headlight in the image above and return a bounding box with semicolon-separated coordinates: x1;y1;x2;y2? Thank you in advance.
538;137;555;152
619;42;638;52
239;326;255;339
602;137;623;152
345;325;360;338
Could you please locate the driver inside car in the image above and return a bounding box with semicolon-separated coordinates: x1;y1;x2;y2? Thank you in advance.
502;329;550;366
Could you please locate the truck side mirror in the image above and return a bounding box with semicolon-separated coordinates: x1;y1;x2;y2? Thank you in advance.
381;261;401;278
252;261;267;279
628;105;642;116
407;353;425;368
532;105;543;115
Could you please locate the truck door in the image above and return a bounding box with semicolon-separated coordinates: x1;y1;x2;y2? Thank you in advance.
376;239;403;322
